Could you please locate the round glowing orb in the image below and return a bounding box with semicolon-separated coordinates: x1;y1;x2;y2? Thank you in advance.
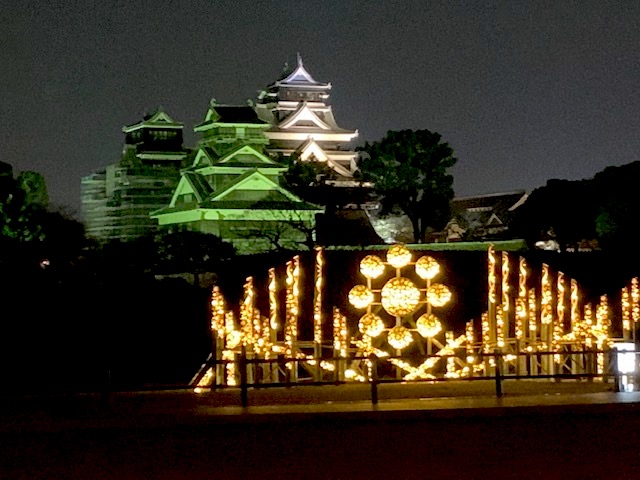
348;285;374;309
416;313;442;338
226;330;242;349
387;325;413;350
386;244;412;268
426;283;452;307
415;255;440;280
515;298;527;319
381;277;421;316
360;255;385;279
358;313;386;337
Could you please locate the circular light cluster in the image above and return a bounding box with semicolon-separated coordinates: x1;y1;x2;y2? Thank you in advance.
415;255;440;280
416;313;442;338
349;285;374;309
358;313;386;337
387;325;413;350
381;277;421;316
360;255;386;279
386;244;412;268
426;283;452;307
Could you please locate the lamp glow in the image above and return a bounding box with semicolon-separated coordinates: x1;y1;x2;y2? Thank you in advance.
426;283;452;307
416;313;442;338
348;285;374;309
388;325;413;349
381;277;421;316
387;244;412;268
358;313;386;337
360;255;385;279
415;255;440;280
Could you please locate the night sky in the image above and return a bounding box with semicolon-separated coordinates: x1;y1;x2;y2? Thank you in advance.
2;0;639;216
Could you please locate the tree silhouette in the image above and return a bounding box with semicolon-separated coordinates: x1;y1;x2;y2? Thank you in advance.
357;129;457;243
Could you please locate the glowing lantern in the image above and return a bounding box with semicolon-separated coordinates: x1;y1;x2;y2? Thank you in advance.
415;255;440;280
381;277;421;316
426;283;452;307
349;285;374;309
387;244;412;269
387;325;413;349
360;255;386;279
416;313;442;338
358;313;386;337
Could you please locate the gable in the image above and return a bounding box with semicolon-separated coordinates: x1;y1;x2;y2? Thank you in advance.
211;170;302;204
218;145;277;166
296;139;329;162
192;148;216;168
279;104;331;130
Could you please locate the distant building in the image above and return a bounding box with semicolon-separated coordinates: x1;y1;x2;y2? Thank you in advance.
442;190;528;242
80;109;189;243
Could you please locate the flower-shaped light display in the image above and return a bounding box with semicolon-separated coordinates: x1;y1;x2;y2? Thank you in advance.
381;277;421;317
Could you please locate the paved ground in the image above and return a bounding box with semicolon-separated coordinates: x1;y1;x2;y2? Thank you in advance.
2;380;640;479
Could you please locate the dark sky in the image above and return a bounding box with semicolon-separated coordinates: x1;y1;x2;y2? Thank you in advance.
2;0;639;216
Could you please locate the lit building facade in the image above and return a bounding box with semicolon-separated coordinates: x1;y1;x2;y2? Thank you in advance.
150;102;323;254
255;55;360;185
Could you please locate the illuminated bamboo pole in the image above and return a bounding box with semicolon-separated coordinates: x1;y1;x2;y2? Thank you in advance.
516;257;527;343
240;276;255;347
211;286;227;386
266;267;279;382
622;286;631;340
528;287;538;375
284;256;300;381
584;302;594;374
570;278;580;374
554;271;565;369
540;263;553;374
596;295;610;375
487;245;497;349
632;277;639;343
332;307;348;381
240;277;257;383
500;251;509;350
224;311;237;385
515;257;527;373
313;247;324;373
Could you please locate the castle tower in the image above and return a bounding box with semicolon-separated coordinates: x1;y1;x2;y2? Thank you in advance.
255;55;360;185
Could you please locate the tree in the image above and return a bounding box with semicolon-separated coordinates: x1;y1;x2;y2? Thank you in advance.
153;230;236;287
357;129;457;243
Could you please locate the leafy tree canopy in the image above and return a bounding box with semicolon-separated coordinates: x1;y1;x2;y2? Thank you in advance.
357;129;457;243
511;161;640;253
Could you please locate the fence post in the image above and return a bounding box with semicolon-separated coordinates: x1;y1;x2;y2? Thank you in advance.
494;349;503;398
240;345;248;407
369;354;378;406
610;348;621;393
